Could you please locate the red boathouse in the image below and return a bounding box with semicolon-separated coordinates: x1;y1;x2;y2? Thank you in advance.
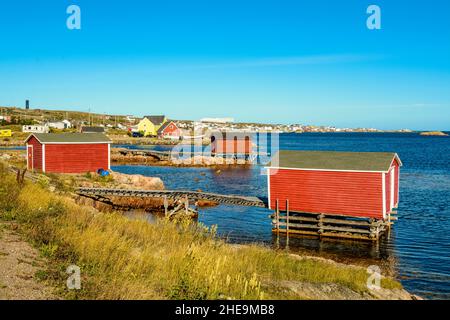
266;150;402;220
210;132;254;158
25;133;112;173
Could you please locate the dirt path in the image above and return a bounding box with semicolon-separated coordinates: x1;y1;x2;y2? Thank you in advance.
0;223;58;300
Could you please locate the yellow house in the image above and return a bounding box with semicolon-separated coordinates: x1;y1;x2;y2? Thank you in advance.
0;129;12;137
137;115;167;136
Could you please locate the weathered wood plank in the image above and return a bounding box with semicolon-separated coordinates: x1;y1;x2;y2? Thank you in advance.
273;229;375;241
277;222;372;234
77;187;266;207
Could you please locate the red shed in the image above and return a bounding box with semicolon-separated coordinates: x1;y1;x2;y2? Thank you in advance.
266;150;402;220
157;121;181;138
25;133;112;173
210;132;254;158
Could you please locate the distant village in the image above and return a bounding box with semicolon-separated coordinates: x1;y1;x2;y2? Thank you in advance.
0;101;413;141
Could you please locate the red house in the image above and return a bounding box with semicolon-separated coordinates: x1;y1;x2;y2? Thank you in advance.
266;150;402;220
157;121;181;138
25;133;112;173
210;132;254;159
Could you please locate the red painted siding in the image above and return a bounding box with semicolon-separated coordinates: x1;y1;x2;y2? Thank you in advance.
212;138;252;155
44;144;109;173
385;170;391;214
394;160;400;207
268;168;384;219
160;122;181;137
27;136;42;171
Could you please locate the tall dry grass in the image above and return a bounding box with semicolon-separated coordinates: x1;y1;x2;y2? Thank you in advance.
0;162;402;299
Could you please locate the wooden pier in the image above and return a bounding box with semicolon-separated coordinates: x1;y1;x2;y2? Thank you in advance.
116;149;207;161
115;148;263;161
271;199;394;241
76;188;394;241
116;149;173;161
76;187;267;208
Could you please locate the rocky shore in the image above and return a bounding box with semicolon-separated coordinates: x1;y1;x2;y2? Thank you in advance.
111;148;254;167
420;131;448;136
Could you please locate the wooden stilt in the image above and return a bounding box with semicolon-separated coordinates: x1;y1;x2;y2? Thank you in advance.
286;199;290;236
185;196;189;215
163;196;168;217
318;214;324;239
270;210;391;241
276;199;280;234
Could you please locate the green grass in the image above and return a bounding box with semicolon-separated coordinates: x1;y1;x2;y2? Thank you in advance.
0;161;402;299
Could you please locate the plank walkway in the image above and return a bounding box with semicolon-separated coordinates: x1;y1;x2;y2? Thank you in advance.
116;149;173;160
115;148;267;161
76;187;267;208
116;149;207;161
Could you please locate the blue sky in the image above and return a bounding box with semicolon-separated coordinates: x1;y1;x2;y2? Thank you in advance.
0;0;449;130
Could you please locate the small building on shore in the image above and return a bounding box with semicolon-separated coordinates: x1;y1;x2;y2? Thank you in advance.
266;150;402;220
25;133;111;173
22;125;49;134
137;115;167;136
0;115;12;123
157;121;181;139
0;129;12;137
47;121;70;130
210;131;254;159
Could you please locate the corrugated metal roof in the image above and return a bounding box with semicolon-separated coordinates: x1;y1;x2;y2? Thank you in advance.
26;133;112;144
268;150;400;172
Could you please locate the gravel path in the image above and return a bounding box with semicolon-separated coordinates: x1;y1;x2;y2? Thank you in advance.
0;223;58;300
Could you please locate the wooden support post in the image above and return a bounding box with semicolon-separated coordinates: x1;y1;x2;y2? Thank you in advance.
185;196;189;215
318;214;324;239
163;196;168;217
276;199;280;234
286;199;290;236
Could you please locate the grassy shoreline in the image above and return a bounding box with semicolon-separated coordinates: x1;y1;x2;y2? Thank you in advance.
0;162;411;300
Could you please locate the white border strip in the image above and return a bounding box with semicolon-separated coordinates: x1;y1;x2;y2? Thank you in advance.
27;144;34;170
382;172;386;219
396;166;400;207
389;153;403;167
41;141;112;145
264;166;388;173
267;168;271;209
108;144;111;170
42;144;46;173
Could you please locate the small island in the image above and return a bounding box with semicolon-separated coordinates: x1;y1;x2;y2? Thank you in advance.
420;131;448;136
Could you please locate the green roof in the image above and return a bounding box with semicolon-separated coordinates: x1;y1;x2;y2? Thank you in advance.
267;150;401;172
27;133;112;144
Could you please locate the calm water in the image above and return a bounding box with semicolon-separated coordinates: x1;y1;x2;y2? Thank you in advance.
113;132;450;299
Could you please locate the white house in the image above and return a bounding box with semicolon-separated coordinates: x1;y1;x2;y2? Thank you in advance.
22;125;49;133
47;121;71;130
62;119;72;128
